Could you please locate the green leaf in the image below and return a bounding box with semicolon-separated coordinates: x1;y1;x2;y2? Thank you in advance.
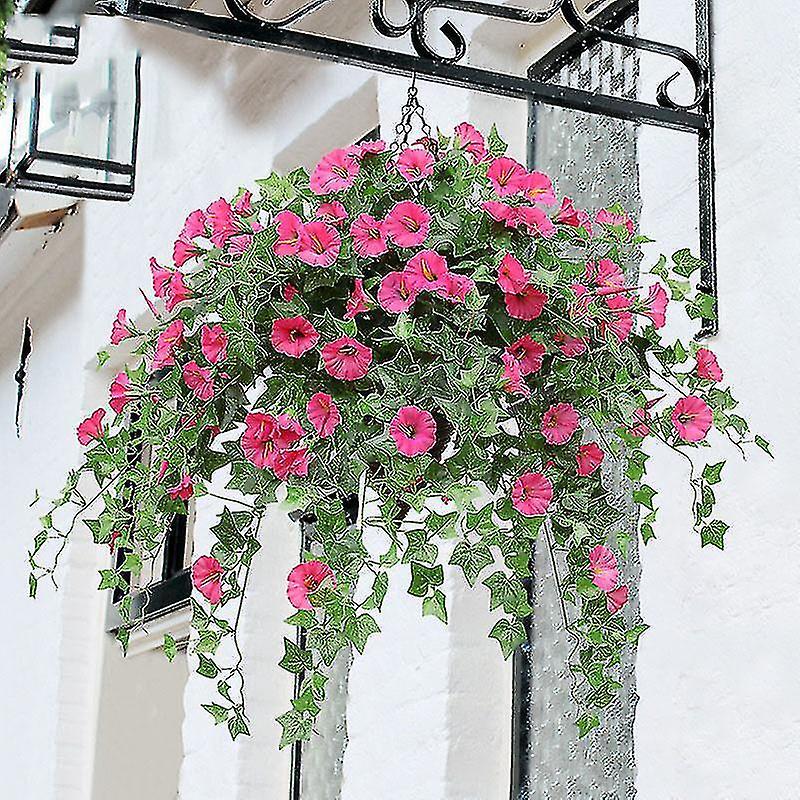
28;572;38;599
422;589;448;624
486;124;508;157
671;248;705;278
285;610;317;629
408;562;444;597
97;350;110;368
196;654;219;678
755;435;774;458
163;634;178;662
482;571;529;615
344;614;380;654
202;703;229;725
633;484;657;511
625;624;650;645
488;618;526;659
449;540;494;587
687;292;716;321
194;630;221;654
228;713;251;740
278;637;313;674
98;570;119;590
702;461;725;485
700;519;729;550
577;713;600;738
277;710;312;749
120;553;143;577
361;572;389;612
576;576;601;599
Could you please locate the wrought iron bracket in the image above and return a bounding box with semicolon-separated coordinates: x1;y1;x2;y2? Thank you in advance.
97;0;718;334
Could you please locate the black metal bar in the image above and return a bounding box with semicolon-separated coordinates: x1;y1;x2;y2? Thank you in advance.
111;2;707;134
32;149;135;174
13;172;135;199
6;25;80;65
162;514;188;581
696;0;717;337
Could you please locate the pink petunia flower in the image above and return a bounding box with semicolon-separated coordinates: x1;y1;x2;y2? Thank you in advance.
696;348;723;382
77;408;106;445
269;448;310;480
378;271;420;314
201;324;228;364
506;335;545;375
173;237;202;268
516;206;557;238
589;545;619;592
228;234;253;255
554;331;588;358
511;472;553;517
345;278;371;319
436;273;475;303
504;285;548;321
541;402;579;445
167;472;194;501
151;319;185;371
298;221;341;267
641;283;668;328
181;209;208;240
234;191;253;216
397;147;435;182
150;257;172;298
389;406;438;457
405;250;448;290
596;208;634;236
287;561;335;610
109;372;134;414
241;412;278;469
606;585;629;615
576;442;604;476
183;361;215;401
283;283;299;302
522;172;556;205
348;139;386;160
672;395;713;442
273;210;304;257
454;122;487;162
206;198;239;248
310;148;359;194
192;555;223;604
316;201;348;227
271;414;305;450
586;259;625;294
482;200;517;227
497;253;529;294
502;351;530;397
322;337;373;381
307;392;341;438
271;316;319;358
557;197;593;234
383;201;431;248
350;213;388;257
110;309;133;345
603;293;634;342
487;157;527;196
629;407;651;438
165;272;192;312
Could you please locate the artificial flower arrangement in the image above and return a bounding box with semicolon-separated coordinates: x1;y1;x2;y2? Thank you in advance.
29;122;769;747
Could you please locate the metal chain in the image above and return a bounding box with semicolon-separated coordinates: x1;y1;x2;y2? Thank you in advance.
391;76;435;152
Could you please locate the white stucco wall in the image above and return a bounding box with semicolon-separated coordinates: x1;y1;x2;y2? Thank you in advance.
2;2;800;798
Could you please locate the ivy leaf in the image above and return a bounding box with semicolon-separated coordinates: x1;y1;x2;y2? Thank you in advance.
202;703;229;725
278;637;313;674
625;624;650;645
284;610;317;630
361;572;389;612
228;713;250;740
700;520;729;550
277;710;313;749
196;654;219;678
408;562;444;597
163;634;178;662
487;124;508;157
482;571;529;615
671;248;705;277
422;589;448;624
702;462;725;485
577;713;600;738
450;540;494;587
488;618;526;659
633;484;657;511
307;627;345;666
344;614;380;654
755;435;773;458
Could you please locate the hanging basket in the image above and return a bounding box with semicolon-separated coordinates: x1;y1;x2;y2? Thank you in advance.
29;110;768;747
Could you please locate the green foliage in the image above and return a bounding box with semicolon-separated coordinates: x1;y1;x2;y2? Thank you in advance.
28;123;766;752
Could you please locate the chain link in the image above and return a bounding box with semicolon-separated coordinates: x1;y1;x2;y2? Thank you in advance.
391;77;435;152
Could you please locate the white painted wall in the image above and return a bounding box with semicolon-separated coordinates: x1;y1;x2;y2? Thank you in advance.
2;2;799;798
